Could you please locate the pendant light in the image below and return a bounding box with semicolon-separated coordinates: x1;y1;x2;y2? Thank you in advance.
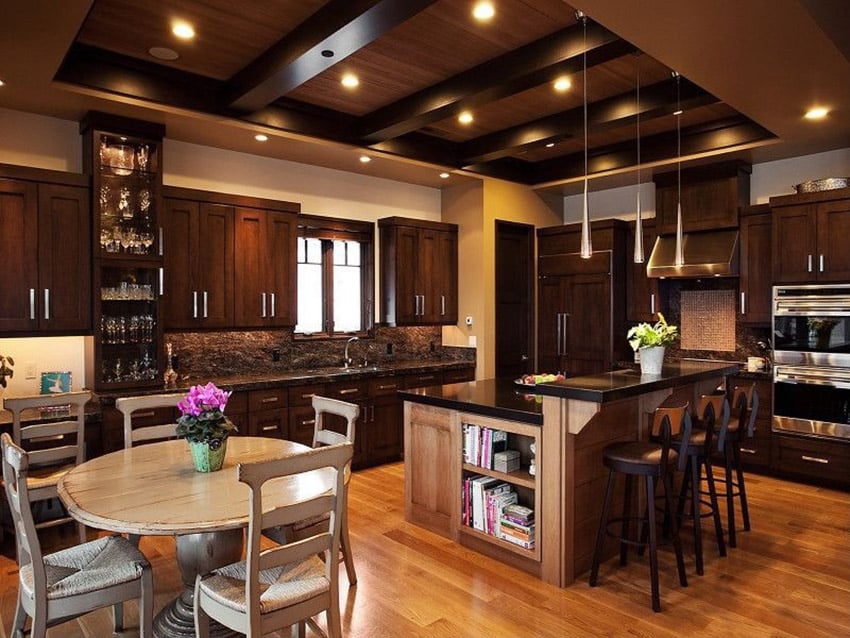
673;71;685;266
578;11;592;259
633;54;644;264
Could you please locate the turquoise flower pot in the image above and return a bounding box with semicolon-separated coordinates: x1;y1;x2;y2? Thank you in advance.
188;438;228;473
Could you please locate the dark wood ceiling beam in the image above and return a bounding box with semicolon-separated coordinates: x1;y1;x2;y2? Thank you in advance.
227;0;437;112
359;20;634;144
459;78;716;164
530;116;775;185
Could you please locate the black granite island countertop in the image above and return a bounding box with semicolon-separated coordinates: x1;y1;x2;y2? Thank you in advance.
398;378;543;425
532;360;741;403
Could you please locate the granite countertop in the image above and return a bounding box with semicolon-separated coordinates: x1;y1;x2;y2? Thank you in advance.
398;378;543;425
532;360;741;403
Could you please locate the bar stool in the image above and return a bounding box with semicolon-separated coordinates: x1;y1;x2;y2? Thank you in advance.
715;384;759;547
673;395;728;575
589;404;690;612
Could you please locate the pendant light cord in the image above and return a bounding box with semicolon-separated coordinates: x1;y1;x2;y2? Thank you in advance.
676;73;681;205
583;16;588;183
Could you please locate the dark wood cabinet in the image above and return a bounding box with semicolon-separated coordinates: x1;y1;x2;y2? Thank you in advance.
379;217;458;325
0;176;90;333
738;206;772;325
725;375;772;469
537;220;628;376
162;198;234;328
235;207;297;327
770;187;850;283
246;387;288;438
625;218;660;322
772;434;850;487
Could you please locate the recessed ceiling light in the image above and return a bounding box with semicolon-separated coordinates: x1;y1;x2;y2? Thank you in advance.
254;134;268;142
553;77;571;92
341;73;359;89
149;46;179;61
359;155;371;163
805;106;829;120
458;111;474;125
473;2;495;21
172;21;195;40
439;172;450;179
545;142;555;148
0;79;5;87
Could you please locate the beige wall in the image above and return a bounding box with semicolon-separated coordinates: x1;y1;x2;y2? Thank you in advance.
442;179;563;379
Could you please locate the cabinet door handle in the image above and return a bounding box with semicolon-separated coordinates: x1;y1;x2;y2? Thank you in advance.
339;388;358;395
260;396;279;404
441;295;446;316
650;293;655;315
819;254;825;272
371;405;376;422
270;292;276;318
193;291;198;318
203;291;209;318
159;268;164;296
261;292;267;318
740;291;746;315
739;447;756;455
29;288;35;320
43;288;50;320
801;454;829;464
422;294;426;315
158;227;164;256
413;294;419;316
807;254;813;272
556;313;562;356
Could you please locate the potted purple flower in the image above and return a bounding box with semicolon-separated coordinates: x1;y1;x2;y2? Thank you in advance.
176;382;237;472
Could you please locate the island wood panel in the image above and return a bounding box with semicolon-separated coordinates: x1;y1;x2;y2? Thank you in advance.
404;403;459;539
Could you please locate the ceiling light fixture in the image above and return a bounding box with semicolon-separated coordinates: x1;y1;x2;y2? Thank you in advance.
149;46;179;61
254;134;268;142
0;79;5;87
458;111;474;125
439;172;450;179
171;21;195;40
473;2;495;21
578;11;592;259
673;71;685;267
553;77;571;92
633;54;644;264
359;155;371;163
341;73;359;88
804;106;828;120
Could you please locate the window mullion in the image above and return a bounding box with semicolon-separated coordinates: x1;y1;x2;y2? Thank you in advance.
322;240;335;335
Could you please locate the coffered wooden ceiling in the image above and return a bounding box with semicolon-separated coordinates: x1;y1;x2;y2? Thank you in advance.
51;0;775;187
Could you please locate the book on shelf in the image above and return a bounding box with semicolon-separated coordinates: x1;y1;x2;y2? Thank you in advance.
462;422;510;470
502;503;534;525
499;518;536;549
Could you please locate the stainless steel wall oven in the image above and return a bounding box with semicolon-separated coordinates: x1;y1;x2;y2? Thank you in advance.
773;284;850;440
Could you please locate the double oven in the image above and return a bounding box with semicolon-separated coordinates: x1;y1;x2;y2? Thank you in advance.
773;284;850;440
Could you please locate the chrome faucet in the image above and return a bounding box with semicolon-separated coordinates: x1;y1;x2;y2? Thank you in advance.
344;336;359;368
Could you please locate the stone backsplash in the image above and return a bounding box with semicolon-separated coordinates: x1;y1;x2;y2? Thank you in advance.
165;326;474;377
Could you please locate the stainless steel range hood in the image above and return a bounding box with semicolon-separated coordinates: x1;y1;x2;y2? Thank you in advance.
646;229;740;278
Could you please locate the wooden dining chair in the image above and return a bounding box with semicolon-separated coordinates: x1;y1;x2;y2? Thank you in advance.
2;391;91;544
115;392;184;449
194;442;353;638
266;395;360;585
1;433;153;638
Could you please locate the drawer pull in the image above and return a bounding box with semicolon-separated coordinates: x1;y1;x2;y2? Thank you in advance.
302;419;316;426
419;376;436;381
801;454;829;464
301;393;316;400
261;424;278;431
739;447;756;455
134;411;156;419
378;384;398;390
339;388;358;395
260;397;279;404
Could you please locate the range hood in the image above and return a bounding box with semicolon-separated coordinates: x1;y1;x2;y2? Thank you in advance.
646;229;740;278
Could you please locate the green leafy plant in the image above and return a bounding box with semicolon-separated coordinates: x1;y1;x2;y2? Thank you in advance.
176;382;237;448
627;313;679;352
0;355;14;388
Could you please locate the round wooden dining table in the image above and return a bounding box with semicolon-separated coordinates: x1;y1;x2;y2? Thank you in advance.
58;436;328;638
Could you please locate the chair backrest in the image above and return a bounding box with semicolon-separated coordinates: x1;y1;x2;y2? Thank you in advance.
115;393;183;448
1;433;45;590
238;442;353;634
311;395;359;448
697;393;729;451
651;403;691;472
4;391;91;469
731;384;759;439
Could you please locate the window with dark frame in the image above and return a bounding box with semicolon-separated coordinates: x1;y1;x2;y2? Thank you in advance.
295;216;374;338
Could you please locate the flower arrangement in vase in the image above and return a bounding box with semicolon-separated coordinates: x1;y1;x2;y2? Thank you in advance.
176;382;237;472
627;313;679;375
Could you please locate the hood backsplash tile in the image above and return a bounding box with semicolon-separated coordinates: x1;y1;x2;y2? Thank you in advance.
680;290;736;351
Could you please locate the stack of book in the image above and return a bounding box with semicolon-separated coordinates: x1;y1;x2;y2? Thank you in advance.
499;504;535;550
462;423;508;469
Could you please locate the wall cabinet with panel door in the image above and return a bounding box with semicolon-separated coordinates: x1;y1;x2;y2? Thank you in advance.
379;217;458;325
770;187;850;283
0;172;91;334
625;218;660;323
738;205;772;325
162;196;234;329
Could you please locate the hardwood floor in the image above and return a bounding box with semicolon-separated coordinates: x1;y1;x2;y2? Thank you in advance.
1;463;848;637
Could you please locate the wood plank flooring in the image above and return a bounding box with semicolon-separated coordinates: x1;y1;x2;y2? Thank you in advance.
1;463;848;637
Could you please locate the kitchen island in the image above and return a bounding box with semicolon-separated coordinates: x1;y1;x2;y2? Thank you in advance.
400;360;738;587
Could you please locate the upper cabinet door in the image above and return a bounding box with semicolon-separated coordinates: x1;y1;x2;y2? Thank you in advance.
816;200;850;281
197;203;235;327
234;207;267;327
264;210;297;327
37;184;91;332
0;179;38;332
738;210;772;325
437;229;458;324
772;204;817;283
162;198;198;329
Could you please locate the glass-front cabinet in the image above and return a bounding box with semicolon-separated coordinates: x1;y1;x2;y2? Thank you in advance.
82;113;166;390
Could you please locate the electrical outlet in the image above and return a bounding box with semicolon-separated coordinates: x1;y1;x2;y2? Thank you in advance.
468;335;477;347
272;348;281;362
25;363;37;380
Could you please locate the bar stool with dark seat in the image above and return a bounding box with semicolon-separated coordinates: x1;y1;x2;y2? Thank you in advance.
715;384;759;547
589;404;691;612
